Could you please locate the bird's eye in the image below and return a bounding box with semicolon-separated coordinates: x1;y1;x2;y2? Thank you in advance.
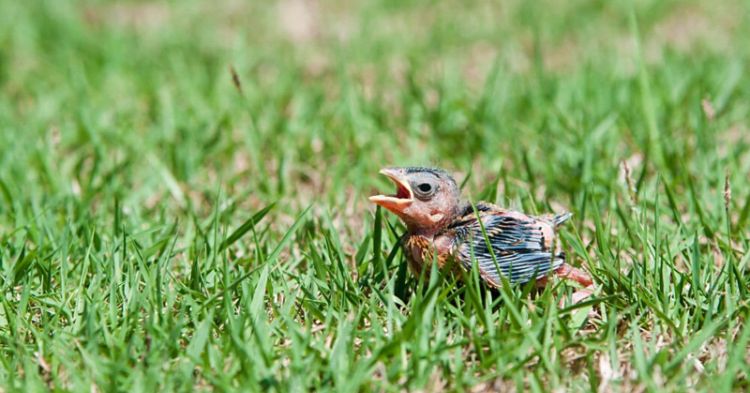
413;180;437;200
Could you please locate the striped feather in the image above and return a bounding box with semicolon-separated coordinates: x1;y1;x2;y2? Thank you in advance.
450;203;566;286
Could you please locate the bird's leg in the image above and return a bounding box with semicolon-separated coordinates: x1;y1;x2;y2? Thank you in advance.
552;265;595;306
555;264;592;287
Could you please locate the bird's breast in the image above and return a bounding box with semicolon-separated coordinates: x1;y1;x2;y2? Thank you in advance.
403;233;456;275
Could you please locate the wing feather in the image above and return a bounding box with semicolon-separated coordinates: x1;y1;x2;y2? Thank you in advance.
454;210;564;286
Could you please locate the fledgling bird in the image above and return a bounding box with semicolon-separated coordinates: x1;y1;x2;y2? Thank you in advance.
369;167;593;298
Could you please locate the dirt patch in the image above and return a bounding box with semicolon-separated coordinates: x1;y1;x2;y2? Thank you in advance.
278;0;320;43
651;5;735;54
83;3;171;32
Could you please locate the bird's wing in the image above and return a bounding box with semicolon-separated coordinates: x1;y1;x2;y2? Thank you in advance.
451;209;564;286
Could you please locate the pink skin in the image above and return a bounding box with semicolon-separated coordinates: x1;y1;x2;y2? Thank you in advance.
538;265;595;307
370;167;595;305
368;168;460;236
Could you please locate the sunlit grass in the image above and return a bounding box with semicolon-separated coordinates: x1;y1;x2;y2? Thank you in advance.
1;0;750;391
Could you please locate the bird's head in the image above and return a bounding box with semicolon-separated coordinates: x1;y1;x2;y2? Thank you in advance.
369;167;461;234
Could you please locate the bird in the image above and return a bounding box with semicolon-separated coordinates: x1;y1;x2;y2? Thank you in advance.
369;167;593;300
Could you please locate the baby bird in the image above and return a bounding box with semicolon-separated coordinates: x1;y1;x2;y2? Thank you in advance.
369;167;593;296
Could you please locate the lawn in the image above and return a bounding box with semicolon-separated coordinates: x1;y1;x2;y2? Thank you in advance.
1;0;750;391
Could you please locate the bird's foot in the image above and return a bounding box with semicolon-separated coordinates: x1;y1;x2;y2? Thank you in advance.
534;265;595;307
563;287;594;305
554;265;595;308
555;264;593;287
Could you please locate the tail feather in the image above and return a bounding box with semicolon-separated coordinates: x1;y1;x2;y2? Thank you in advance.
553;212;573;227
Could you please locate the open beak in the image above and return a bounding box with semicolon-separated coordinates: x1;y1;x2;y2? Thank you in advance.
369;168;413;212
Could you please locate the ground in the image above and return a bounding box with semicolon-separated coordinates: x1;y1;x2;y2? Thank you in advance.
1;0;750;391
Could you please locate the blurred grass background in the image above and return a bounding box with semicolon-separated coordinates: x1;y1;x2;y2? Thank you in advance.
1;0;750;391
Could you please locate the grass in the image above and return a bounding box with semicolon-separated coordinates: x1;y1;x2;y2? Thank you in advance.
1;0;750;391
